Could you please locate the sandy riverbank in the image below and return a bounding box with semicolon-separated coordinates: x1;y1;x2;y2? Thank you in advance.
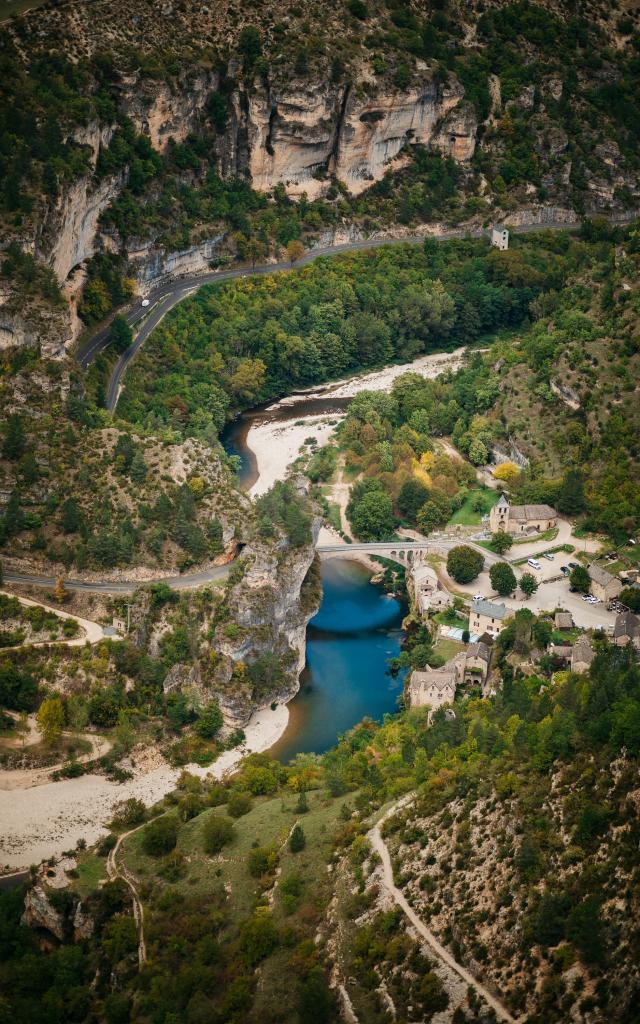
0;703;289;871
275;347;466;404
247;348;466;498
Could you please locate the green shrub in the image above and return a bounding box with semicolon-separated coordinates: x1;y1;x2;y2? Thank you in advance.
141;816;178;857
203;814;235;854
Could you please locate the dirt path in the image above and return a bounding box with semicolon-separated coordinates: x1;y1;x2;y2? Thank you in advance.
0;589;109;648
107;822;147;964
369;798;519;1024
0;729;113;791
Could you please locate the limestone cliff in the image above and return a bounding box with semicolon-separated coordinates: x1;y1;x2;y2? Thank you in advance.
20;66;477;293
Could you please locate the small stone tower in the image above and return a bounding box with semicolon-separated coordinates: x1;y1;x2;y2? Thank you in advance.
490;494;510;532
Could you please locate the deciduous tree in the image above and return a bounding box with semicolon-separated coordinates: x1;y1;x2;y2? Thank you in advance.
37;697;64;746
490;562;517;595
519;572;538;598
447;545;484;583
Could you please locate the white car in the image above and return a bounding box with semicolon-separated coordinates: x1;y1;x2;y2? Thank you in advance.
473;593;483;601
581;594;591;601
141;298;150;307
543;552;554;560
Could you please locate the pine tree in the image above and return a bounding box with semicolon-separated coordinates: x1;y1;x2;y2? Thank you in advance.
3;490;24;537
129;449;148;483
289;823;306;852
61;497;82;534
110;314;132;354
294;790;309;814
3;415;25;461
113;433;136;473
556;469;586;515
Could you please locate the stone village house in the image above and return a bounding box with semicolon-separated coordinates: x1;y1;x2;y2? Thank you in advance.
571;635;594;674
489;494;557;536
588;562;622;604
408;642;492;721
469;598;512;639
613;611;640;653
409;563;452;615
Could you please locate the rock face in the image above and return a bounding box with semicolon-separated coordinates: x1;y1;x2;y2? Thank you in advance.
43;173;123;284
22;885;67;942
24;68;478;294
128;233;226;286
123;69;218;153
235;75;475;199
0;284;74;361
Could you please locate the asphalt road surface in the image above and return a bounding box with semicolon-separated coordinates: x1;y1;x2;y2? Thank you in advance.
75;215;637;413
4;563;232;595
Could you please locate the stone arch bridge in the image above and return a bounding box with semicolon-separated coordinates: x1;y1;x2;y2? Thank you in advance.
316;542;435;565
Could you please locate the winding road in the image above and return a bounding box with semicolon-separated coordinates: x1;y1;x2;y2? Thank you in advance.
10;216;630;596
3;562;233;594
76;215;637;414
3;540;483;594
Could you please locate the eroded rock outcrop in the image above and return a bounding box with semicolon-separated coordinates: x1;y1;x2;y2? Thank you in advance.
239;74;475;199
22;885;67;942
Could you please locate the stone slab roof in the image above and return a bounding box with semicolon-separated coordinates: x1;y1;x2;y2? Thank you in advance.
588;562;617;587
551;644;573;659
572;636;594;665
471;599;509;620
466;642;490;663
509;503;556;521
614;611;640;639
555;612;574;629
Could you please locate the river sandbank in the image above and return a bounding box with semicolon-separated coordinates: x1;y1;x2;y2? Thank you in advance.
0;703;288;871
247;348;466;497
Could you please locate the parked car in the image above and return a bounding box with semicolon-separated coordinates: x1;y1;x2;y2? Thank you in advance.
543;552;554;560
560;566;570;575
527;558;541;570
568;561;579;569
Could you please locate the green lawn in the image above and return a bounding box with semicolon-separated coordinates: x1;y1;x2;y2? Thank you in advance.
512;526;559;545
448;486;495;526
433;610;467;629
433;637;465;662
550;628;581;645
68;853;107;898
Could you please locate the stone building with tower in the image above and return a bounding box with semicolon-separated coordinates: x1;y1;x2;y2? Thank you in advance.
489;494;557;535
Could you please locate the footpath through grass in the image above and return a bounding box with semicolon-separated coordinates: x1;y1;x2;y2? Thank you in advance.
120;788;350;932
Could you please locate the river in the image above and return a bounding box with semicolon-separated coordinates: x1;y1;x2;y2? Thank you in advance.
222;384;412;762
271;558;406;762
1;351;460;871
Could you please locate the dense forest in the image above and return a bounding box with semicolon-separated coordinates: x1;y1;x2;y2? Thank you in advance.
118;226;640;541
1;643;639;1022
117;234;559;435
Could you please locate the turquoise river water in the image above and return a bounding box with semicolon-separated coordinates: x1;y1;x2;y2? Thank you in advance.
222;407;407;763
271;558;406;763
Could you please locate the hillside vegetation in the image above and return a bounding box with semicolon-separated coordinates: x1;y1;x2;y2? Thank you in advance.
1;643;639;1022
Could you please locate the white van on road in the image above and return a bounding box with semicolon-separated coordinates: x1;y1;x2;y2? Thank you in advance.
527;558;541;570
